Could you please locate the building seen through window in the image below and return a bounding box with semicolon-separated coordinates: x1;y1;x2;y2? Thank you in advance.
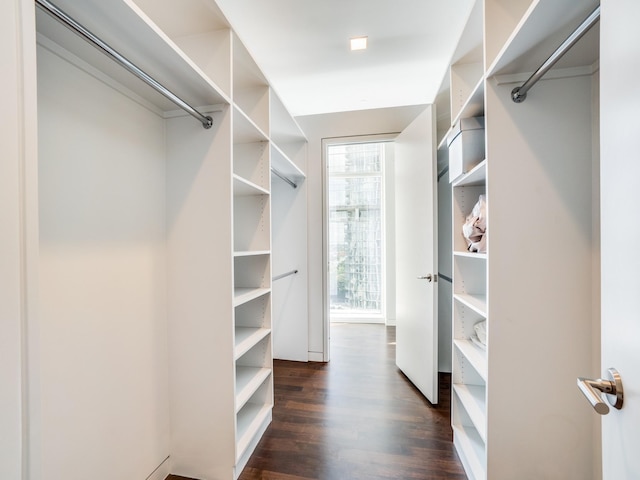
327;142;385;315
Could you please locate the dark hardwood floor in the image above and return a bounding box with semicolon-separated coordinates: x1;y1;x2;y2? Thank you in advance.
239;323;464;480
169;323;465;480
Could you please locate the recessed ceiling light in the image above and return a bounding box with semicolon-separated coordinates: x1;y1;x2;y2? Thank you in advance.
350;36;368;51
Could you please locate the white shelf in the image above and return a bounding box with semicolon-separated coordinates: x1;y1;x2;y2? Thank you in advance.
234;141;270;192
235;327;270;360
453;293;487;317
453;159;486;187
232;32;268;89
486;1;599;77
439;76;485;150
232;32;270;135
35;0;229;114
236;403;272;462
132;0;230;38
233;250;270;258
269;89;307;145
450;0;484;66
235;366;271;412
234;105;268;144
233;287;270;307
452;75;485;128
453;424;486;480
454;339;488;381
131;0;232;96
233;174;270;196
454;251;487;260
271;143;306;182
453;384;487;442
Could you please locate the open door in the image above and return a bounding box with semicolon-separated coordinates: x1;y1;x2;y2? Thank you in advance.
599;1;640;475
394;107;438;404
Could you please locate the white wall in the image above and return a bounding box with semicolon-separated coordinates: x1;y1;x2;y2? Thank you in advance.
297;105;431;361
0;1;37;477
34;44;170;480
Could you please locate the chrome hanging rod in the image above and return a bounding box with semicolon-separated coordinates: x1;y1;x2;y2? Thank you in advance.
271;167;297;189
35;0;213;129
511;5;600;103
272;269;298;281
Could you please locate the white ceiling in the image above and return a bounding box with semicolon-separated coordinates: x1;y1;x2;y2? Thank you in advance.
215;0;475;117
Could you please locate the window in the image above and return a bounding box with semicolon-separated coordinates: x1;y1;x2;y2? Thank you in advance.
327;142;386;316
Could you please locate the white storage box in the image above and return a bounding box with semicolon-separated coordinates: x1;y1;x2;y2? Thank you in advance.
447;116;485;183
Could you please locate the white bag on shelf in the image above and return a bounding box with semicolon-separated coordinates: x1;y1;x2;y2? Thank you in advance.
462;194;487;253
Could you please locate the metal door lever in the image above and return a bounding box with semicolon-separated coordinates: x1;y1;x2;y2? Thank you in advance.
577;368;623;415
417;274;437;282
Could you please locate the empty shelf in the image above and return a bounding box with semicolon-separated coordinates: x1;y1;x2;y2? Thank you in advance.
454;339;488;381
233;174;269;196
453;424;486;480
236;403;271;462
234;287;270;307
454;294;487;317
235;366;271;412
453;384;487;442
235;327;270;360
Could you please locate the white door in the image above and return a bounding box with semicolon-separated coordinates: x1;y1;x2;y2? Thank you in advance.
600;0;640;476
394;107;438;404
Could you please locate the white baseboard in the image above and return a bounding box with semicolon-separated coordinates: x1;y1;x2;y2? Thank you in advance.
330;317;385;324
308;351;324;362
146;456;170;480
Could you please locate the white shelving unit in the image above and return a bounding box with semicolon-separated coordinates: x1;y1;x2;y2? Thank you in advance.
451;149;487;474
444;0;600;479
231;38;274;470
233;32;270;135
26;1;306;479
451;157;487;450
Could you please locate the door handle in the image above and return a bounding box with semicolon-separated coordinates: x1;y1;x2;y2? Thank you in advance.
577;368;623;415
417;274;437;282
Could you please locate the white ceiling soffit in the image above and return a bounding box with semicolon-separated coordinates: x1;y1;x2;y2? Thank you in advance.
215;0;475;117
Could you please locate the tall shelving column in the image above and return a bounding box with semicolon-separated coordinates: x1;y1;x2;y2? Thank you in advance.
269;90;308;361
34;0;237;479
444;1;487;478
445;0;600;479
231;32;274;477
134;1;276;478
151;0;238;476
484;1;598;478
451;162;487;479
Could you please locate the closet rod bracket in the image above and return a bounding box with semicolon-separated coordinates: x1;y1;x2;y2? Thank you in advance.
511;86;527;103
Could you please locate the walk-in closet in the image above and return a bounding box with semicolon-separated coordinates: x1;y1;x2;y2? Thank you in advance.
5;0;640;479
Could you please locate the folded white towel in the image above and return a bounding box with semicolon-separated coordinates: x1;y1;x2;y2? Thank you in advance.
474;319;487;346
